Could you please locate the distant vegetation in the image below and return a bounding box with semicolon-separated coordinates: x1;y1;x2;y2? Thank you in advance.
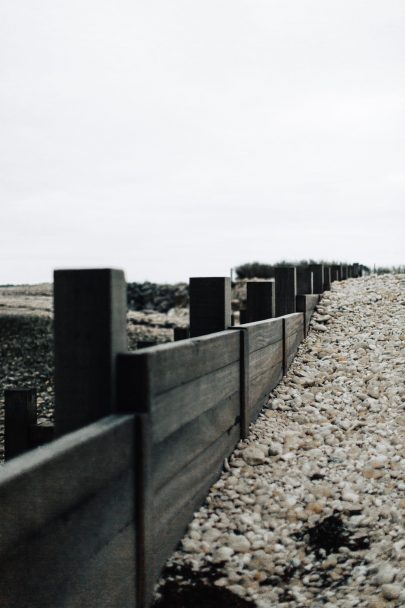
234;260;373;279
235;261;405;279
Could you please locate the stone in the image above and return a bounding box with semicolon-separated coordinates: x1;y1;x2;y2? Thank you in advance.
241;446;266;465
381;584;401;600
228;534;251;552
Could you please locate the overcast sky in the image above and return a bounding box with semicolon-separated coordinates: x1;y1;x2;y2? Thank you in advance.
1;1;404;284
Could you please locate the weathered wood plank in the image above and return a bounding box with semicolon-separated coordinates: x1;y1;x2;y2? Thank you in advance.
152;425;240;580
249;341;283;379
117;330;240;406
152;393;240;491
242;318;283;353
0;472;136;608
296;295;320;337
249;361;283;422
152;362;240;443
282;313;304;373
0;415;136;608
0;415;135;556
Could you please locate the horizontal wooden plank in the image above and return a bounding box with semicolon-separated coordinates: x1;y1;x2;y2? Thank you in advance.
284;313;304;373
0;415;135;557
152;361;240;443
116;331;241;414
0;472;136;608
283;313;304;338
249;363;283;424
151;425;240;580
240;318;283;353
152;394;240;491
249;341;283;378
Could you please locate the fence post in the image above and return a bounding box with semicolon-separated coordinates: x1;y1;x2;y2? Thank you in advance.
309;264;324;294
54;268;127;437
173;327;190;341
331;265;340;281
296;268;313;295
323;265;331;291
274;267;296;316
4;388;36;460
340;264;348;280
246;280;275;322
189;277;231;337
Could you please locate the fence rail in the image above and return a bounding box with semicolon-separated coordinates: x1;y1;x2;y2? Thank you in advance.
0;262;362;607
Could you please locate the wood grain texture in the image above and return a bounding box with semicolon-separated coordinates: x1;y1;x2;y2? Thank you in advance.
282;313;304;372
296;295;320;336
0;415;137;608
151;362;240;443
249;361;283;422
152;425;239;580
152;393;240;491
242;318;283;353
117;330;240;409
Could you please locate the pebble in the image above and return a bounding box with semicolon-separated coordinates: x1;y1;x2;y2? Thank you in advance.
381;583;401;600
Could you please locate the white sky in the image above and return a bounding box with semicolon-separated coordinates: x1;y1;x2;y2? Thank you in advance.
1;0;404;284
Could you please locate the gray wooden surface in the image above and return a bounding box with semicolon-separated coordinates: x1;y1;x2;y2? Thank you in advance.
189;277;231;337
282;313;304;372
238;319;283;431
274;267;297;316
54;269;127;436
0;415;137;608
296;294;320;336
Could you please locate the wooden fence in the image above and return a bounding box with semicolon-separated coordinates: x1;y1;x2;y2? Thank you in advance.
0;263;362;607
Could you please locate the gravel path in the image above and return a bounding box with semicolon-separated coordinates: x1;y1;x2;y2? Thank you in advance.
156;274;405;608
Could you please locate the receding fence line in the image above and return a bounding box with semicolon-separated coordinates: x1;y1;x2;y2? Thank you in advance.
1;261;363;608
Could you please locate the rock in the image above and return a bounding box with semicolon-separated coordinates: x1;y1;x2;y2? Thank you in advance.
212;546;234;563
241;446;266;465
268;442;283;456
372;563;396;585
228;534;251;552
381;584;401;600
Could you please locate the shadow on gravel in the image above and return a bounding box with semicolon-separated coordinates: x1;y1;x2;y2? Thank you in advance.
299;514;370;557
153;564;254;608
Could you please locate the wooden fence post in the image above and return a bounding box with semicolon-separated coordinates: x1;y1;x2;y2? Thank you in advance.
4;388;36;460
246;280;275;322
296;268;313;295
54;268;127;437
189;277;231;337
274;267;297;316
353;263;359;278
173;327;190;341
323;265;331;291
340;264;348;280
309;264;324;294
331;265;340;281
